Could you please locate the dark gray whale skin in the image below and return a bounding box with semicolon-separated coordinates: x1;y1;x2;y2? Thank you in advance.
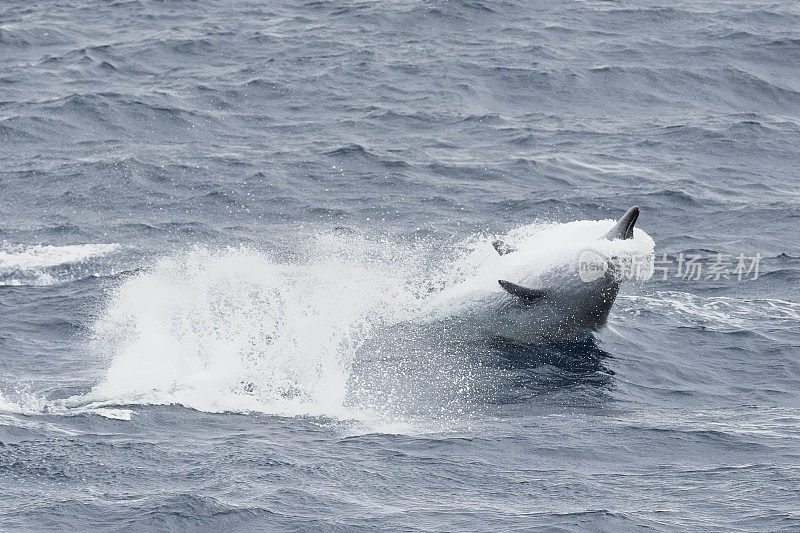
422;208;643;346
493;207;641;344
446;207;641;345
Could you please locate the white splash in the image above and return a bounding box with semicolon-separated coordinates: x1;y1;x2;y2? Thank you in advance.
424;218;655;317
37;218;656;424
0;388;47;416
72;237;426;419
0;242;120;285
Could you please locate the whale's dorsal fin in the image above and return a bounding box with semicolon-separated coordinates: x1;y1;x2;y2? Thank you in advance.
498;280;547;302
492;240;516;255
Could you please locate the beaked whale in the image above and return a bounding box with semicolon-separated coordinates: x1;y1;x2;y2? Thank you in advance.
423;207;650;345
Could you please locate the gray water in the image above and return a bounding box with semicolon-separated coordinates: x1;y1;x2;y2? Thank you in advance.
1;1;799;531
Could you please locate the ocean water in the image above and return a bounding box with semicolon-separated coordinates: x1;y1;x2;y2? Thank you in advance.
1;0;799;530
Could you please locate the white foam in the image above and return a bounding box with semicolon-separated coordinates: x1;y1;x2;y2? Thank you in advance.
0;388;47;416
0;389;130;424
0;242;120;286
618;291;800;332
71;238;427;420
424;219;655;316
501;219;655;277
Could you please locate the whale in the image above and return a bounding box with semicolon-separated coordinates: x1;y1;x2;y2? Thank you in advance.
422;207;652;345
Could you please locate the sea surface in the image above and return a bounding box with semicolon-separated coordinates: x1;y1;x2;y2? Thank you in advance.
1;0;799;531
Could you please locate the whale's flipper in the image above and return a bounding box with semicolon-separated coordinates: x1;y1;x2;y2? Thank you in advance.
492;240;516;255
498;280;547;302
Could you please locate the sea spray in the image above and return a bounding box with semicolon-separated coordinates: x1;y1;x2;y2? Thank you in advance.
71;218;655;420
82;236;429;418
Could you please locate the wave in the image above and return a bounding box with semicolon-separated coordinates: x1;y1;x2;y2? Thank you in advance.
0;24;77;47
0;389;46;416
614;406;800;440
0;242;121;286
618;291;800;333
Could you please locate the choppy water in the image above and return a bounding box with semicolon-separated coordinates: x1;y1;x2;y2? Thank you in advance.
1;0;800;531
